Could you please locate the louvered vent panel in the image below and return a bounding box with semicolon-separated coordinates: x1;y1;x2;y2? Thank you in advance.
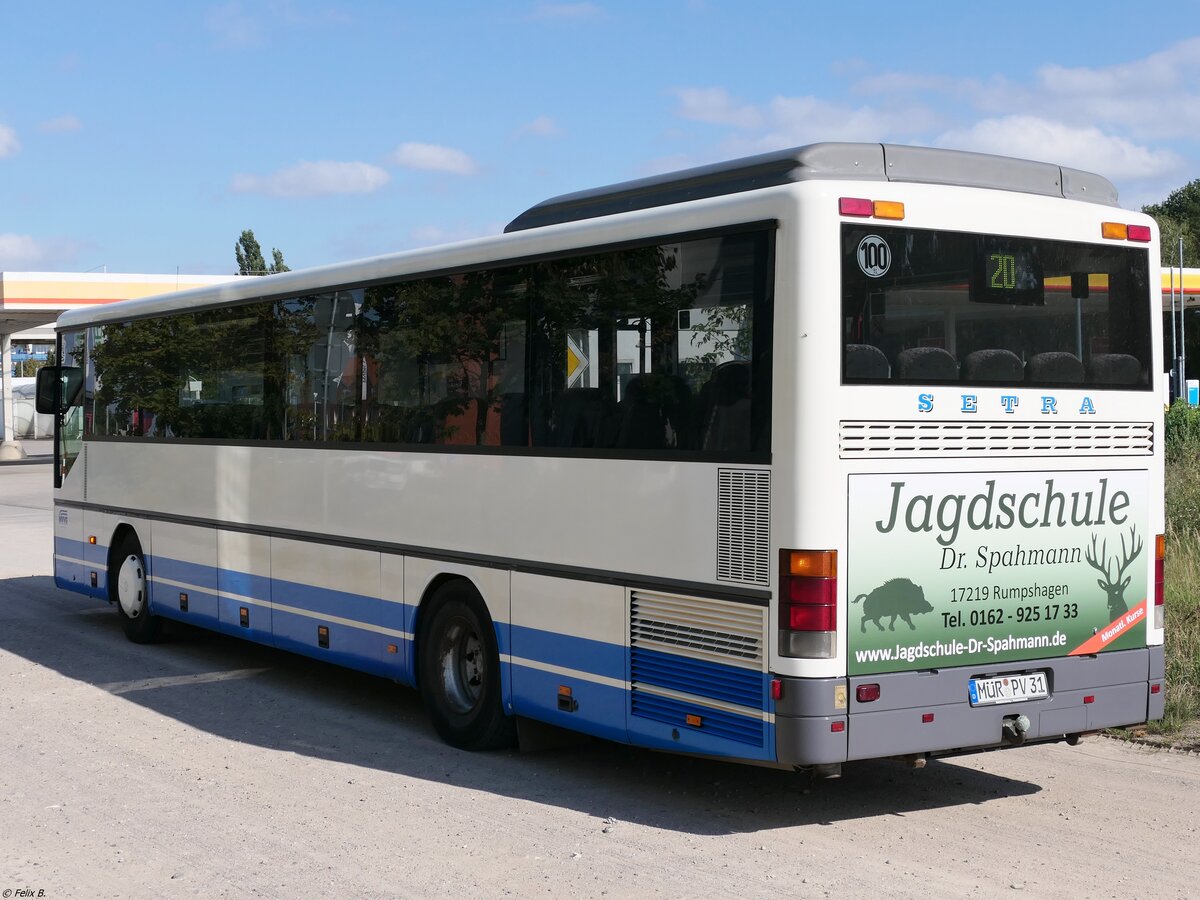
716;468;770;584
630;590;768;746
630;590;767;670
840;421;1153;459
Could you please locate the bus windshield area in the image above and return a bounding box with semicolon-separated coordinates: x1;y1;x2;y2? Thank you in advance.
841;224;1152;390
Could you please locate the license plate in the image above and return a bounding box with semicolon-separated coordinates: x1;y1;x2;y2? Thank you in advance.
968;671;1049;706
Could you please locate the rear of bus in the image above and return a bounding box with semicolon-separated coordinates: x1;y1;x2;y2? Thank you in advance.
772;146;1165;767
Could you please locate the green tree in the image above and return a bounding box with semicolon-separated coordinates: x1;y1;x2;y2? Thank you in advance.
235;229;290;275
1143;182;1200;266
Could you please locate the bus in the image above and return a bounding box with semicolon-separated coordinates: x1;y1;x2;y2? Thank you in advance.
37;142;1165;774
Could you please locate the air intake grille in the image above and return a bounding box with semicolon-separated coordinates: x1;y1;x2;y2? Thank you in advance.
840;421;1153;459
717;468;770;584
630;591;768;746
631;590;767;669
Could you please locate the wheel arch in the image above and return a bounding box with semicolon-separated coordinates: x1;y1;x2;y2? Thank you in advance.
410;571;508;710
412;572;487;689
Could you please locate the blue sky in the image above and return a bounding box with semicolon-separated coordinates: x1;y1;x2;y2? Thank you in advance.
2;1;1198;275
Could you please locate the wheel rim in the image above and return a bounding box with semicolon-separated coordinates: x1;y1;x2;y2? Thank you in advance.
435;615;485;715
117;554;146;619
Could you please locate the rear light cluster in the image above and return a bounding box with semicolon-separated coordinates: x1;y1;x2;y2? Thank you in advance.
1154;533;1165;629
779;549;837;658
839;197;905;220
1101;221;1151;242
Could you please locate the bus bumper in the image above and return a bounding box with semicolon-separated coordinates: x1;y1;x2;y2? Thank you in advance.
774;646;1163;767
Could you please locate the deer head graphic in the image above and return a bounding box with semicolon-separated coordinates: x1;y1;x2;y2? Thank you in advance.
1084;526;1143;620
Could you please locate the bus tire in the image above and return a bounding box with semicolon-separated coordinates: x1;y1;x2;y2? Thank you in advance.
110;531;161;644
418;582;515;751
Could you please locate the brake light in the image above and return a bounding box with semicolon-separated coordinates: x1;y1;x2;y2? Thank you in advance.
1102;221;1152;242
839;197;874;217
780;549;837;658
839;197;905;220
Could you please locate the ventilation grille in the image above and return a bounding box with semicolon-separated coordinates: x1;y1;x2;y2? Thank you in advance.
717;468;770;584
630;590;768;746
840;421;1154;459
631;590;767;669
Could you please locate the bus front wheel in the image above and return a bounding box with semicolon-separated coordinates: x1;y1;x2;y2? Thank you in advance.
110;532;161;644
418;583;515;751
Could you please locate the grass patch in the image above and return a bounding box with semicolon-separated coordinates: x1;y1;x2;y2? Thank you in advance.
1150;530;1200;733
1156;403;1200;736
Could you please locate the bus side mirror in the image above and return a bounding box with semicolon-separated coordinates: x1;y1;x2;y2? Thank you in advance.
35;367;58;414
35;365;84;414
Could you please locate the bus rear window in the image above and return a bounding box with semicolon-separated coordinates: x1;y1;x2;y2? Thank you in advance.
841;224;1152;390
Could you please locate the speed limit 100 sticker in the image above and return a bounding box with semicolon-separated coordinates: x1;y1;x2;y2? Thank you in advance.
857;234;891;277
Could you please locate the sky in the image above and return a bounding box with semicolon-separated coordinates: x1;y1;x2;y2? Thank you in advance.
3;1;1200;276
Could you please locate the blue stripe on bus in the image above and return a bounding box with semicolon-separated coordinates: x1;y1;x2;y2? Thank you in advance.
150;555;219;592
271;576;387;628
509;623;625;682
217;568;273;606
49;544;776;763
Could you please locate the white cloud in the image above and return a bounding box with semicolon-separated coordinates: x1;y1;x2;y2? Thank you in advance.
672;87;764;129
37;115;82;134
853;38;1200;143
231;160;391;198
0;234;83;269
0;125;19;158
390;142;478;175
671;87;939;150
522;115;562;137
937;116;1182;182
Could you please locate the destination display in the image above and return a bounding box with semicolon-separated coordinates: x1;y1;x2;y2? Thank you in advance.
847;470;1149;676
971;235;1045;305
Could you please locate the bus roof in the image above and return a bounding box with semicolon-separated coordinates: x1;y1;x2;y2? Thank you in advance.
504;142;1121;232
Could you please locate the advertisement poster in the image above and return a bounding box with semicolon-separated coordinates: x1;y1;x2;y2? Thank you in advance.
847;470;1149;676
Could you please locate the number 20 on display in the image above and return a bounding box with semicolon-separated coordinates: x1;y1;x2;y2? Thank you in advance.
990;252;1017;289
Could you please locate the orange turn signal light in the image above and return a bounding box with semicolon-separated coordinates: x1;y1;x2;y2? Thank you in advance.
1101;222;1129;240
785;549;837;579
873;200;905;220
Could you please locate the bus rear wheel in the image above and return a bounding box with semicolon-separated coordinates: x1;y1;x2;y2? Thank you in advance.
418;583;515;751
110;532;161;644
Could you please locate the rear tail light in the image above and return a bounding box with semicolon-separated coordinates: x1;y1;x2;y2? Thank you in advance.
839;197;905;220
779;549;837;658
1102;221;1152;242
1154;533;1165;629
839;197;874;217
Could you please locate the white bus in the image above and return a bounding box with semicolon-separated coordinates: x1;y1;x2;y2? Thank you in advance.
38;143;1166;773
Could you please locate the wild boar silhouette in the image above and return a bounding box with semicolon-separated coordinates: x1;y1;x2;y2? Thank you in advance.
852;578;933;632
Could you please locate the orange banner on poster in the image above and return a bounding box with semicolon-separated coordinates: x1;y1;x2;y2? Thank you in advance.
1069;603;1146;656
